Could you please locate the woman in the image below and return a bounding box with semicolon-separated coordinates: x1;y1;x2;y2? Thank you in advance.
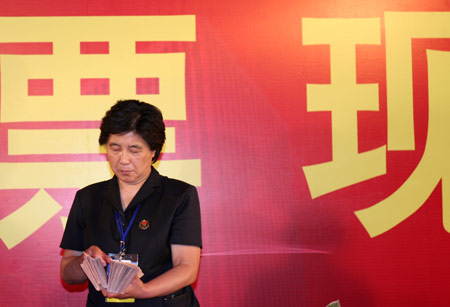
60;100;202;306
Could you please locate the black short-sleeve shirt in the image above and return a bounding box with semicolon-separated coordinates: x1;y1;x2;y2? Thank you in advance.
60;167;202;306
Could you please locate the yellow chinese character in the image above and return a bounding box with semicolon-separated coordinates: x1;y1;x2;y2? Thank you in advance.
356;50;450;237
302;18;385;199
0;16;201;249
303;12;450;237
385;12;450;150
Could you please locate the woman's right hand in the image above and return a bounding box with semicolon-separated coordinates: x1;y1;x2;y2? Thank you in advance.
83;245;111;267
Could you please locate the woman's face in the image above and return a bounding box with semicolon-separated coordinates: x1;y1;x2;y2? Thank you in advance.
106;131;155;186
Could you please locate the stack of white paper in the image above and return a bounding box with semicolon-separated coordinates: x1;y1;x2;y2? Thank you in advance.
107;259;141;293
80;253;142;294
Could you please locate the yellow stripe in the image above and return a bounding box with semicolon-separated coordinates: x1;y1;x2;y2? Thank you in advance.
0;189;62;249
0;159;200;189
8;127;175;155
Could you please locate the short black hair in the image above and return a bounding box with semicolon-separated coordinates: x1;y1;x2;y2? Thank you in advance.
99;100;166;163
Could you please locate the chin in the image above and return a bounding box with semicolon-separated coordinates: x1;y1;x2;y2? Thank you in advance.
117;174;132;182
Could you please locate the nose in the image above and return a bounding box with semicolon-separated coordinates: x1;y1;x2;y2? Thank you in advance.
119;150;130;164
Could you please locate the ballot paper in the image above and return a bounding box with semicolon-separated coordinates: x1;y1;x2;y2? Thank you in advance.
80;253;142;294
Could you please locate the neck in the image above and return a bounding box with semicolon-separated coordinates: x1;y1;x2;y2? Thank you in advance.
118;179;145;210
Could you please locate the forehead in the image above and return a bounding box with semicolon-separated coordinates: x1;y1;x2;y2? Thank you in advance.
107;131;147;147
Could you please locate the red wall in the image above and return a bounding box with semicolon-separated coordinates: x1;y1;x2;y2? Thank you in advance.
1;1;450;306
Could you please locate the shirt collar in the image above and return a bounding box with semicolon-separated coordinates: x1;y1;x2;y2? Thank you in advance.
104;166;162;213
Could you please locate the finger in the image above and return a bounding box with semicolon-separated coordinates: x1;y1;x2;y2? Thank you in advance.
102;255;112;265
86;246;97;257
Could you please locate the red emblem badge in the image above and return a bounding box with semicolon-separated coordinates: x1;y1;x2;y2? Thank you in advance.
139;219;150;230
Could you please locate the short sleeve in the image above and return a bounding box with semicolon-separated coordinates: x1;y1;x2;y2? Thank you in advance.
60;191;85;251
169;185;202;248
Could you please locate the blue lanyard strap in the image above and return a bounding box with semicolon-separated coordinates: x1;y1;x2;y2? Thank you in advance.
114;202;142;257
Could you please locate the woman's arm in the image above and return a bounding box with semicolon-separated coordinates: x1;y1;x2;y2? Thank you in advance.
144;244;201;296
60;249;86;284
103;244;201;299
61;246;111;284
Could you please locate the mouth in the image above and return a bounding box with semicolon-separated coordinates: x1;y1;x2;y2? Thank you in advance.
119;170;133;175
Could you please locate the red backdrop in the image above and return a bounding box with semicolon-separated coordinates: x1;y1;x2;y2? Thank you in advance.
0;1;450;306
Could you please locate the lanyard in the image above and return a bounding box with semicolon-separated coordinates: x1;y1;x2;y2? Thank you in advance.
114;203;142;258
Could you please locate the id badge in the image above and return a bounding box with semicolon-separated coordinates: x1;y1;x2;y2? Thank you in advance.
109;253;138;264
105;253;139;303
